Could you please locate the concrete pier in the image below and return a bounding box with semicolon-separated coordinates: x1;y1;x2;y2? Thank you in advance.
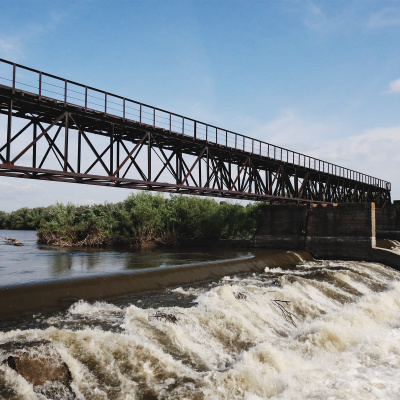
376;202;400;240
255;202;400;269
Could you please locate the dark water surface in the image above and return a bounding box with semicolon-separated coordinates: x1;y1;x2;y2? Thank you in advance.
0;230;253;287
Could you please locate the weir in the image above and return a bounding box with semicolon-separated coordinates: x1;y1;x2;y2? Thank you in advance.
0;250;313;317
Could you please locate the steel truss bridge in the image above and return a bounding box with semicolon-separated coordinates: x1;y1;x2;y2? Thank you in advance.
0;59;392;207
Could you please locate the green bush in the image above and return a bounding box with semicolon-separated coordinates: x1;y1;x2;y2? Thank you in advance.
1;193;263;247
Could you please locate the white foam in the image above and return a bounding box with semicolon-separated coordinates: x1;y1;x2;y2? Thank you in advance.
1;260;400;399
68;300;122;316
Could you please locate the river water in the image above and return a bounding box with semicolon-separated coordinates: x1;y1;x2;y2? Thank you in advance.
1;231;400;399
0;230;253;287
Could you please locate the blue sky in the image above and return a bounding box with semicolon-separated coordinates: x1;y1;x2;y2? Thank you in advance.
1;0;400;211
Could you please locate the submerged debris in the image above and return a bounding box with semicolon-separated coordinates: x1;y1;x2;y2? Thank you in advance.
235;291;252;301
148;311;182;324
272;299;298;327
4;237;24;246
235;292;248;300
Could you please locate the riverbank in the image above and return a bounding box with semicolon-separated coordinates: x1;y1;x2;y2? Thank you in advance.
1;192;262;247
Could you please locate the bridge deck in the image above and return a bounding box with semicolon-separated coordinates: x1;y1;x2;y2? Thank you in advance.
0;59;392;206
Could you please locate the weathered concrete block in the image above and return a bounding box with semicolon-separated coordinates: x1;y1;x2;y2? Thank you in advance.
253;202;400;269
305;203;376;259
254;204;307;249
376;203;400;240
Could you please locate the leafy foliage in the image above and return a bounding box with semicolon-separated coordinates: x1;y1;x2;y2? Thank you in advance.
1;193;263;247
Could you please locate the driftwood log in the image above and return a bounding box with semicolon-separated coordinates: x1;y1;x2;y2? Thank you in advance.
4;237;24;246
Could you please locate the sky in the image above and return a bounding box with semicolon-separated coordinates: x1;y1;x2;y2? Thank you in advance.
0;0;399;211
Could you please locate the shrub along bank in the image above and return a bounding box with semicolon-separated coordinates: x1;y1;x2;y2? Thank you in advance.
1;193;263;247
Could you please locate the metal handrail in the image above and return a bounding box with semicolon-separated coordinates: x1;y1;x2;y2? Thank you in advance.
0;58;391;191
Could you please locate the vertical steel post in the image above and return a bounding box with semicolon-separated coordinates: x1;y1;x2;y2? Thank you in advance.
148;132;151;181
116;136;120;178
176;145;179;184
64;113;69;171
199;150;202;187
110;124;114;176
206;147;209;187
38;72;42;100
6;99;12;163
12;64;16;94
85;87;88;111
64;80;67;106
176;142;181;184
78;129;81;173
33;122;37;168
248;159;252;193
237;164;241;191
228;157;232;189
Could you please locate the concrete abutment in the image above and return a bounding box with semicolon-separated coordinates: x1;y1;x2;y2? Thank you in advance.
255;202;400;269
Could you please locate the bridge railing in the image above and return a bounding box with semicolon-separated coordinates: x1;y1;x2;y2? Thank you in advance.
0;58;391;191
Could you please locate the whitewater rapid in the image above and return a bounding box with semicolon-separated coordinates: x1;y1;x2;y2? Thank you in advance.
1;257;400;399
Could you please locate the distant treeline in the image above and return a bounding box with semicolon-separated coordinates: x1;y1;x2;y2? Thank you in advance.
0;207;45;231
0;193;263;247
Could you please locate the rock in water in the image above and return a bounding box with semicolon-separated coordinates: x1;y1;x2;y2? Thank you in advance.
0;340;76;399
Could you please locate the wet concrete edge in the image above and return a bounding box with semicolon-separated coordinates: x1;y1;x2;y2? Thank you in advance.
0;249;313;318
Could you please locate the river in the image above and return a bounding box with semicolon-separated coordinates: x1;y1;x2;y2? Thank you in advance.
1;230;400;399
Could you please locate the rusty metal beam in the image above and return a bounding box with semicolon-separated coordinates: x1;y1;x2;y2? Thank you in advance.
0;58;392;207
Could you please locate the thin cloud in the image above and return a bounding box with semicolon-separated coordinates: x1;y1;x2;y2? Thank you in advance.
388;78;400;94
301;3;400;34
300;1;361;34
0;35;23;60
307;126;400;197
247;111;398;196
247;109;343;154
303;2;332;32
0;180;13;187
0;179;37;190
0;11;66;62
367;7;400;29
